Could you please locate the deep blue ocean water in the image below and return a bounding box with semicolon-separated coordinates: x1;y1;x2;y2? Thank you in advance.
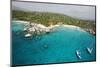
12;21;96;65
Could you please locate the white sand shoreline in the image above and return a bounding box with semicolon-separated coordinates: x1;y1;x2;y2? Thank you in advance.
12;20;86;32
12;20;29;24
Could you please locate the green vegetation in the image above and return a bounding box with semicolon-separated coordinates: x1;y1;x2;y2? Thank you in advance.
12;10;95;30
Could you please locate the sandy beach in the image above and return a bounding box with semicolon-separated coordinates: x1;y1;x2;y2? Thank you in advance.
12;20;86;32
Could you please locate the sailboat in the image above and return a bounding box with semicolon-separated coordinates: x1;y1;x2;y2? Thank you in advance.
76;50;82;59
86;47;93;54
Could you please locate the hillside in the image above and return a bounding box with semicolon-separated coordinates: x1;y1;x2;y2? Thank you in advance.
12;11;95;30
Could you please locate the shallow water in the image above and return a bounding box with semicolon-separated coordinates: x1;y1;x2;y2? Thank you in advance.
12;21;96;65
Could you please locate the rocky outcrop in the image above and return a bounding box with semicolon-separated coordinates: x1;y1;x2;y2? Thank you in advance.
84;28;96;35
24;23;51;37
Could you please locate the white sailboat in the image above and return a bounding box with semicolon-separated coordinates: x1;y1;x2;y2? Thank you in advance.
76;50;82;59
86;47;93;54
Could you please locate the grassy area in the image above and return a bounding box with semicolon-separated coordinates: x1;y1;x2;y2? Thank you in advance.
12;10;96;30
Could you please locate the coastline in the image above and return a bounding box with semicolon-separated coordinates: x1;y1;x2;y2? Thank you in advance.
12;20;30;24
12;20;85;31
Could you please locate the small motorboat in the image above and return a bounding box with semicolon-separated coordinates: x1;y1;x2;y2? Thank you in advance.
76;50;82;59
25;33;32;37
86;47;93;54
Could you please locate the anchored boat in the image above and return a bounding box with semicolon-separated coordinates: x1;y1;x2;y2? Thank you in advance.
76;50;82;59
25;33;32;37
86;47;93;54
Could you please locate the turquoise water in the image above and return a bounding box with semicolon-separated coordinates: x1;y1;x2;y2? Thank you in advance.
12;21;96;65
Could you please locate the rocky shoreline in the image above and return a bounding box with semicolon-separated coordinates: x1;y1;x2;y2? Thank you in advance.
13;20;96;37
24;23;51;37
84;28;96;35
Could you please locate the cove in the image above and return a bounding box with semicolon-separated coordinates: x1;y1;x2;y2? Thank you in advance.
12;21;96;65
